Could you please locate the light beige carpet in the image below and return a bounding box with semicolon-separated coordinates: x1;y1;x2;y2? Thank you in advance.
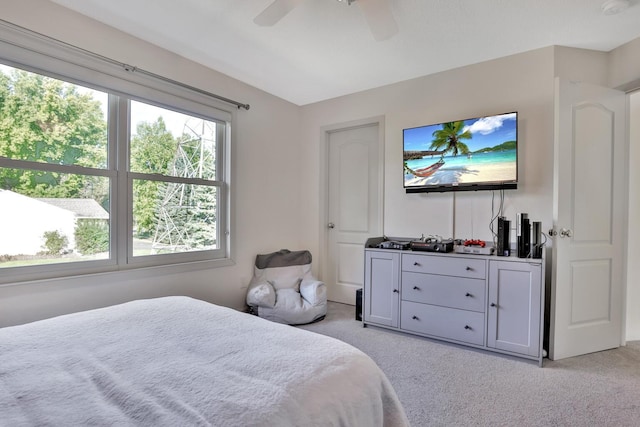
299;302;640;427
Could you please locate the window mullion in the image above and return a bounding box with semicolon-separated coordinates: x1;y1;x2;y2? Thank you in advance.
217;122;228;255
114;96;129;266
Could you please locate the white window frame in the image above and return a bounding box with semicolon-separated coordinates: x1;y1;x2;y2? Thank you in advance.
0;21;234;284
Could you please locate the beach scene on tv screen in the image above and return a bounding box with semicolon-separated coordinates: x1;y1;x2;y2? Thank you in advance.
403;112;517;187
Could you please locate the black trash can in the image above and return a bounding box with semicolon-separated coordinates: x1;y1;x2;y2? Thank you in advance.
355;288;363;321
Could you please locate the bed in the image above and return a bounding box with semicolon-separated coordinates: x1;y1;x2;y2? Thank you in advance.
0;296;408;426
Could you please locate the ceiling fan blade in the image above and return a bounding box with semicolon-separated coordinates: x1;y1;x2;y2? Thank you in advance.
254;0;304;26
357;0;398;41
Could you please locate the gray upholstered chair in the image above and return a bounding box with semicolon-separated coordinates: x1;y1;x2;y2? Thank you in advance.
246;249;327;325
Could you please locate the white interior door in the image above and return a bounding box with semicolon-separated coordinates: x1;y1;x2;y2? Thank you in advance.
549;78;627;360
324;122;382;304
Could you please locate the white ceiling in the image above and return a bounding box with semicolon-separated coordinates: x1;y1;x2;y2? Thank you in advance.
49;0;640;106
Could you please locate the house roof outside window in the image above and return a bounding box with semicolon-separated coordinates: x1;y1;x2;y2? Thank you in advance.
35;198;108;220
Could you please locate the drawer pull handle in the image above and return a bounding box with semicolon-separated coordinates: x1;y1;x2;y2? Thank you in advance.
464;325;472;330
490;302;497;307
414;262;421;266
413;286;421;291
466;266;472;271
393;289;399;293
412;315;419;320
465;292;472;297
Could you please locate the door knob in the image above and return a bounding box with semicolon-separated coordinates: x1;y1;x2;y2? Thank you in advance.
549;228;573;238
560;228;573;238
327;222;335;229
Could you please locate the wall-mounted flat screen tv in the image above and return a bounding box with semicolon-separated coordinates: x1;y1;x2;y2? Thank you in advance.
403;112;518;193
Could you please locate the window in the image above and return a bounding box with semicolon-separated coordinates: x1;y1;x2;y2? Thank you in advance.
0;41;231;282
128;100;225;260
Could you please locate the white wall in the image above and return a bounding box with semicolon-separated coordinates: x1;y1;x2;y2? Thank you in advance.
553;46;609;86
0;0;303;327
608;36;640;92
298;43;640;342
299;47;556;269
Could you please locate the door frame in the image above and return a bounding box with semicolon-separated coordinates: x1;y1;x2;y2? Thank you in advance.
318;116;385;295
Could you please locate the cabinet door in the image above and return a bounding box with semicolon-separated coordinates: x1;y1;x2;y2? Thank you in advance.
488;260;542;357
364;250;400;327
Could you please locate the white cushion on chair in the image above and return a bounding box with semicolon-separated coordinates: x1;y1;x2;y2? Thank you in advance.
246;282;276;308
300;279;326;306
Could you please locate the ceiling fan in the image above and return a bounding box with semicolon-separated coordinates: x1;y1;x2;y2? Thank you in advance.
254;0;398;41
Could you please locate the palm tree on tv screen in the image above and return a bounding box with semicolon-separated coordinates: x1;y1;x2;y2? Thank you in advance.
429;121;472;159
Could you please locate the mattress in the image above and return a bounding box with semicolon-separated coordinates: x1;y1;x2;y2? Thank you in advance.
0;296;408;426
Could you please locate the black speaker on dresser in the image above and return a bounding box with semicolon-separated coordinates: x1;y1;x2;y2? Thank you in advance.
517;213;531;258
497;217;511;257
532;221;543;259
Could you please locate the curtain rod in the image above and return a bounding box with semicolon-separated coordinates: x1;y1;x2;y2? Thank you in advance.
122;63;250;111
0;19;250;111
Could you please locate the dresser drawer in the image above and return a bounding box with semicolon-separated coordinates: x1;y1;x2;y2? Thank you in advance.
401;301;485;346
402;253;486;279
401;272;485;312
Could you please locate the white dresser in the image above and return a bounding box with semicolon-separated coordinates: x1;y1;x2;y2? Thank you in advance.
363;239;545;365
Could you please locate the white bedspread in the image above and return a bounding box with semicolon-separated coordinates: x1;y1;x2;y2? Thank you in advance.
0;296;408;426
